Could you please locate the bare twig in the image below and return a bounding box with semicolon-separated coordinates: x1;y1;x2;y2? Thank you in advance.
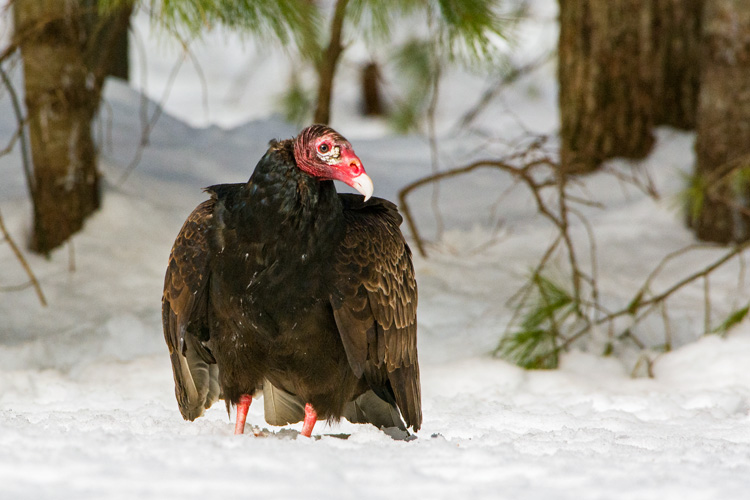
602;162;660;200
597;242;749;327
0;63;35;201
426;51;445;243
0;208;47;306
117;29;193;184
453;50;555;132
400;130;750;371
399;156;557;257
703;275;711;335
660;301;672;351
0;127;22;157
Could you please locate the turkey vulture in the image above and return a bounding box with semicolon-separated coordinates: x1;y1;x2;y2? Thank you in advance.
162;124;421;438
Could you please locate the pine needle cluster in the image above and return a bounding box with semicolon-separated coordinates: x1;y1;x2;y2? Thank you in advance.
495;273;582;370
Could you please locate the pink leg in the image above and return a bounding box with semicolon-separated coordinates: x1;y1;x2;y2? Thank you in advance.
300;403;317;437
234;394;253;435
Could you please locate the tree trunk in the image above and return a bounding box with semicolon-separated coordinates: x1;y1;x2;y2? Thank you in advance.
690;0;750;243
361;62;384;116
313;0;349;125
14;0;131;254
651;0;704;129
82;0;132;81
558;0;655;174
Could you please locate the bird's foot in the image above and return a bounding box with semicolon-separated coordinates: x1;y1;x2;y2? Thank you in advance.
234;394;253;435
300;403;317;438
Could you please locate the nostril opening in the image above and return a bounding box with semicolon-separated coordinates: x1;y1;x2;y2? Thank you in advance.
350;162;362;174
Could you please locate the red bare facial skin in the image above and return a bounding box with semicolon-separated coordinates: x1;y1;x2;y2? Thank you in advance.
295;126;374;200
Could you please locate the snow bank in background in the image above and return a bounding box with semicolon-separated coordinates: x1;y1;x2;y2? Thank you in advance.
4;0;750;497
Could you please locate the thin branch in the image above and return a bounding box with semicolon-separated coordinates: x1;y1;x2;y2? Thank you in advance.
597;243;750;326
184;39;211;123
453;50;555;132
398;157;558;257
703;275;711;335
0;208;47;306
426;52;444;243
627;242;717;309
660;302;672;351
117;30;192;184
0;42;18;65
568;204;600;312
506;233;563;312
555;169;582;302
0;127;22;157
602;162;660;200
0;63;35;201
398;129;750;372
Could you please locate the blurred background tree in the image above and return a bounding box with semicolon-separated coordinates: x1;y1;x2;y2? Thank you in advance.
557;0;703;175
689;0;750;244
8;0;513;254
13;0;131;254
557;0;750;245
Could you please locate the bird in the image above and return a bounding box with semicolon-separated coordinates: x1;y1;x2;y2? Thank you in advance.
161;124;421;439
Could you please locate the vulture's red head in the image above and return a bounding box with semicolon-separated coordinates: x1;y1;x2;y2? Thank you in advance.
294;124;373;201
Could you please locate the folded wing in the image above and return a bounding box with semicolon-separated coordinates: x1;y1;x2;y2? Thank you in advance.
329;194;422;431
162;199;220;421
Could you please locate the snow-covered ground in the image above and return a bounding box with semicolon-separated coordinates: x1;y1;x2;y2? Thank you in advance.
3;2;750;499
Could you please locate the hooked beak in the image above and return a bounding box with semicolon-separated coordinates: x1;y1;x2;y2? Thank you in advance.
350;173;374;201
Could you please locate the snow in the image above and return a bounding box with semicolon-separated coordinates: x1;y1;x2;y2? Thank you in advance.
3;1;750;498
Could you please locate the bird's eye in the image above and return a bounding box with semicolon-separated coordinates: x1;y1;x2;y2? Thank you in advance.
318;143;330;154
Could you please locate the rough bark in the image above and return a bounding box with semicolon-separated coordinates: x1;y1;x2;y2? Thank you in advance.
651;0;704;129
690;0;750;243
558;0;655;174
14;0;131;254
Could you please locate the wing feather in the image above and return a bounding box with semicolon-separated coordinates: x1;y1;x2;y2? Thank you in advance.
262;380;305;426
162;199;219;421
330;195;422;431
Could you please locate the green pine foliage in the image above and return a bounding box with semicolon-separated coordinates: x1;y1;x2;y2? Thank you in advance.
730;165;750;198
436;0;509;64
347;0;509;61
679;171;707;226
101;0;517;129
495;273;581;370
347;0;425;43
711;305;750;338
101;0;319;54
278;74;314;126
389;39;437;133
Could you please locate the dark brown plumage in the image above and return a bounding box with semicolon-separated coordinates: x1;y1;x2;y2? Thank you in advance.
162;125;421;438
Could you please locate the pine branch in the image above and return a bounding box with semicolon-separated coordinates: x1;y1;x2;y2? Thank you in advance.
144;0;319;51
